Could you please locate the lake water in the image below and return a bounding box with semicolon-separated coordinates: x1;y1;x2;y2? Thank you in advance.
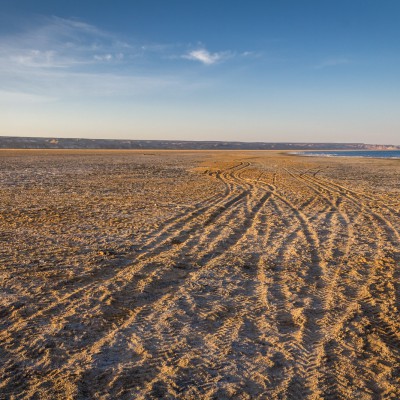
292;150;400;159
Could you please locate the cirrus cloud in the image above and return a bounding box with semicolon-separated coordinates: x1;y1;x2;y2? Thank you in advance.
183;48;231;65
0;16;252;103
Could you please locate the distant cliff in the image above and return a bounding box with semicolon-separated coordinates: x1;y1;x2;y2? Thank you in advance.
0;136;398;150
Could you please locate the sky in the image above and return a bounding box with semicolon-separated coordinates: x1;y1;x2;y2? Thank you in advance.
1;0;400;144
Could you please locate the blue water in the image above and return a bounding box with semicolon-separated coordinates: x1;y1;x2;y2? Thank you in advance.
292;150;400;159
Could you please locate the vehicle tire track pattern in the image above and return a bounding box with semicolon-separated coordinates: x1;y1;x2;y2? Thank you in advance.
1;154;399;399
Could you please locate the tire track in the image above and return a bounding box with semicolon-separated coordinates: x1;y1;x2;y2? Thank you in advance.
295;169;399;398
244;175;331;398
0;163;253;390
71;166;274;398
306;172;400;245
2;162;266;394
283;169;364;398
285;169;359;316
258;169;390;399
0;165;231;329
2;154;399;399
0;163;251;341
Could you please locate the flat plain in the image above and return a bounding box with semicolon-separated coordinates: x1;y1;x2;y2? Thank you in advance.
0;150;399;399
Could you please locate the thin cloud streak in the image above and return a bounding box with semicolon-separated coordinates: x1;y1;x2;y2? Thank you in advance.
183;48;231;65
314;57;351;69
0;16;134;69
0;17;180;100
0;16;252;104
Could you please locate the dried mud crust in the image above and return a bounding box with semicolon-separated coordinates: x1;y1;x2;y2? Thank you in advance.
0;150;399;399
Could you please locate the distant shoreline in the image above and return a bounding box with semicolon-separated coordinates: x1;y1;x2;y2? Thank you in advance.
290;150;400;159
0;136;398;151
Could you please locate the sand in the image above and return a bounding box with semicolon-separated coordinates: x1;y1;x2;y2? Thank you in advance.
0;150;399;399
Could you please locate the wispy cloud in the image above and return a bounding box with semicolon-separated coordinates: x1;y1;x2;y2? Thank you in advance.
93;53;124;62
0;16;133;69
183;48;231;65
0;16;249;103
314;57;351;69
0;16;182;101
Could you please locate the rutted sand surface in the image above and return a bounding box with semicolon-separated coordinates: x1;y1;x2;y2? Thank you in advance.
0;150;399;399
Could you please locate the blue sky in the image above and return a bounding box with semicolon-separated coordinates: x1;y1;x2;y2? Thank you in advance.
1;0;399;144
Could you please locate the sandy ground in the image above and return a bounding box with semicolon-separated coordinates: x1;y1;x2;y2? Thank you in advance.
0;150;399;399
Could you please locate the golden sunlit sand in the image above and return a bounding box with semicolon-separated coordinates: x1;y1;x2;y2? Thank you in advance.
0;150;399;399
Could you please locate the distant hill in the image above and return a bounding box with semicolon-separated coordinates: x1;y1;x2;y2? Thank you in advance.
0;136;398;150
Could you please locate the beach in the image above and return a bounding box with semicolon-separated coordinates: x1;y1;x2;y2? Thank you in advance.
0;150;399;399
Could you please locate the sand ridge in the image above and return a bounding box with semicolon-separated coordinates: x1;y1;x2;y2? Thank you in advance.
0;151;399;399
